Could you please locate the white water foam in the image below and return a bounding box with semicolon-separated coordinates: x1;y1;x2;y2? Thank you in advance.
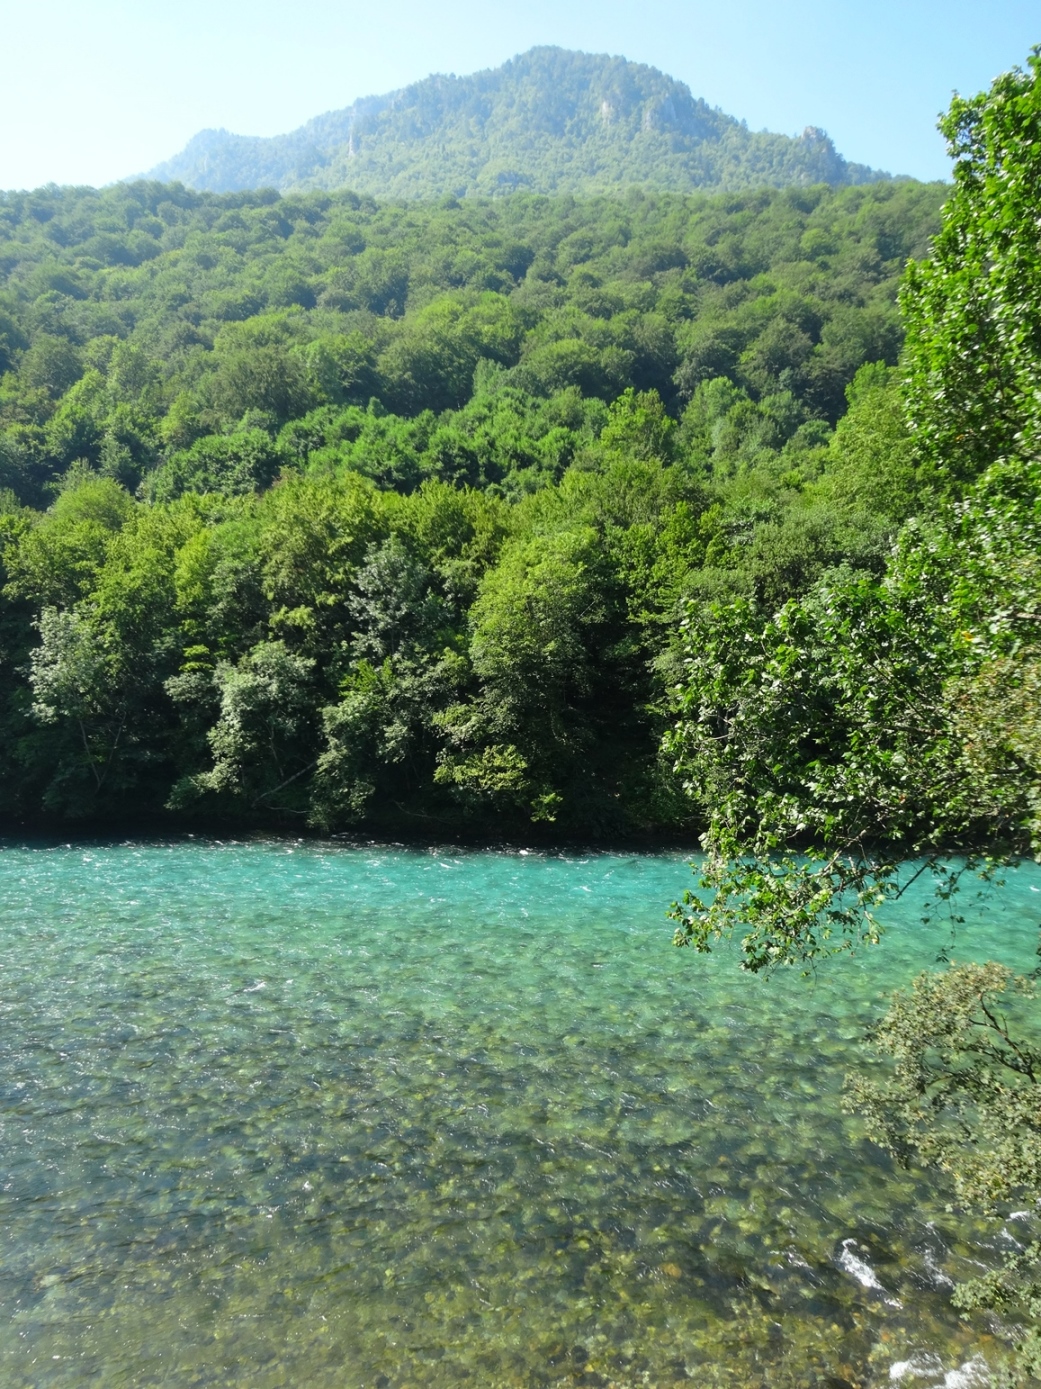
889;1353;990;1387
837;1238;903;1308
923;1249;955;1289
890;1354;943;1382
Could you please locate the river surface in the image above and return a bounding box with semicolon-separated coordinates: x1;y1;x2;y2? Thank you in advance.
1;839;1038;1388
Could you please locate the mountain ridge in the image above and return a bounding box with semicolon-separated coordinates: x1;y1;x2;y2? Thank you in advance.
145;46;892;197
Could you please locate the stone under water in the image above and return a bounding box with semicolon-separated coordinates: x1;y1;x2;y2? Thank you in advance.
0;839;1036;1387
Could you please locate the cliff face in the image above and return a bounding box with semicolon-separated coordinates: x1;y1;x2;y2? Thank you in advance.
145;47;889;197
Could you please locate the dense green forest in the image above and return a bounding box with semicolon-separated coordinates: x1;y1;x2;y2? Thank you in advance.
0;177;943;831
148;47;888;198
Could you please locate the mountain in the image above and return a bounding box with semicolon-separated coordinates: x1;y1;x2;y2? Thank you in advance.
145;47;890;198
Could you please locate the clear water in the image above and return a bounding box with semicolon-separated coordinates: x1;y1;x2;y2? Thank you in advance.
1;840;1038;1388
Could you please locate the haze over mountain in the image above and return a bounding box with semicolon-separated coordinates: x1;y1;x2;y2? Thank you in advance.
146;47;891;198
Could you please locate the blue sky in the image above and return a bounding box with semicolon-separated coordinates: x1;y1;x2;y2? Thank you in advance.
2;0;1037;190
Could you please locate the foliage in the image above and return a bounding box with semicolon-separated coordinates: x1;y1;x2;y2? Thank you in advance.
666;454;1041;969
169;640;317;812
666;49;1041;968
847;964;1041;1377
902;48;1041;487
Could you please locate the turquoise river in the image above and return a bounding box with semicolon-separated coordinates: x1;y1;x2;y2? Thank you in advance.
1;839;1039;1387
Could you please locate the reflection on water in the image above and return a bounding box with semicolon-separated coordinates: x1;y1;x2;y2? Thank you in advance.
0;841;1037;1387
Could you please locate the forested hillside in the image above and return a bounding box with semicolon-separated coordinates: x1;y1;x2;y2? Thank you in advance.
0;177;943;830
147;47;889;198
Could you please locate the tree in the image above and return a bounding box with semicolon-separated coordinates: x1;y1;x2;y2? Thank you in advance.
5;474;135;609
169;640;316;813
666;453;1041;966
666;51;1041;968
146;428;284;501
436;526;616;822
19;335;83;400
902;48;1041;486
29;607;126;805
847;964;1041;1378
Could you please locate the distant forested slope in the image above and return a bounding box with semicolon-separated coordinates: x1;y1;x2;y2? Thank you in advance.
0;176;943;831
146;47;891;198
0;179;942;500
